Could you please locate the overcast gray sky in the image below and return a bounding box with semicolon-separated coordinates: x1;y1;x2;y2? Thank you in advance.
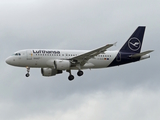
0;0;159;120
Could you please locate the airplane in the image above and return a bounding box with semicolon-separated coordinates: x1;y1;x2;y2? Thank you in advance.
6;26;153;81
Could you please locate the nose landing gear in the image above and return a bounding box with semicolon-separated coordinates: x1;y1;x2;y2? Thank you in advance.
25;67;30;77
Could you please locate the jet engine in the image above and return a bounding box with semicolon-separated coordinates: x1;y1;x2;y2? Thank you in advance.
41;68;62;76
55;60;71;70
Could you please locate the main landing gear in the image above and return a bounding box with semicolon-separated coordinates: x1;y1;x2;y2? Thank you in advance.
77;70;83;76
68;74;74;81
67;70;84;81
25;67;30;77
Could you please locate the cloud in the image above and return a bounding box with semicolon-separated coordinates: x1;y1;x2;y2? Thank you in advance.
0;0;159;120
1;87;160;120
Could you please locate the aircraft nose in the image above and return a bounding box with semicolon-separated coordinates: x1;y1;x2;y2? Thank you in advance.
6;56;19;66
5;57;12;65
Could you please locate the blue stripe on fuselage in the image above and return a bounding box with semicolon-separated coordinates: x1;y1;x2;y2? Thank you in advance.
108;52;140;67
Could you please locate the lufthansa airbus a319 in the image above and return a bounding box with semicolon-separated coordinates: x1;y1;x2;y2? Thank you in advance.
6;26;153;81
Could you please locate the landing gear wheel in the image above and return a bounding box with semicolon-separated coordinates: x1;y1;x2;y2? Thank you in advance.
26;67;30;77
26;73;30;77
77;70;83;76
68;75;74;81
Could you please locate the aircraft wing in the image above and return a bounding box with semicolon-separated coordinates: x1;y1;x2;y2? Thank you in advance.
129;50;154;58
69;43;116;66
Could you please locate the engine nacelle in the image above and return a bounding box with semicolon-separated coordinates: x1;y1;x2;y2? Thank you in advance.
55;60;71;70
41;68;62;76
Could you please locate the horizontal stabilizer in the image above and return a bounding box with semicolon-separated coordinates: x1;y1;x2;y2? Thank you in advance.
129;50;154;58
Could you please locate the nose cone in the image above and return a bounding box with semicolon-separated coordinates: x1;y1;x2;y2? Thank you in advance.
6;56;20;66
6;57;12;65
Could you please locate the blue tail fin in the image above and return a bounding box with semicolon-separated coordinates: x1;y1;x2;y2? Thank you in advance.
120;26;146;53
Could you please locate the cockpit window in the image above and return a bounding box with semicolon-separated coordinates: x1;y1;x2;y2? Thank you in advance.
14;53;21;56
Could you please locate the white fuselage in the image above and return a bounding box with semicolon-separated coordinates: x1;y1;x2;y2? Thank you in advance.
6;49;119;70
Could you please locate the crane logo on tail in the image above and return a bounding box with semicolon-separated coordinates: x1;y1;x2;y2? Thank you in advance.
128;37;141;51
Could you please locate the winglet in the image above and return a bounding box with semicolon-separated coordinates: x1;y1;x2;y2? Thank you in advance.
113;42;117;46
